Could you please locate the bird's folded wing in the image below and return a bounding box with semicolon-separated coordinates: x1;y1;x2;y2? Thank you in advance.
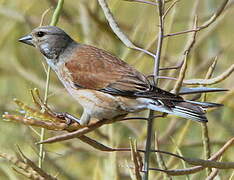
64;44;182;101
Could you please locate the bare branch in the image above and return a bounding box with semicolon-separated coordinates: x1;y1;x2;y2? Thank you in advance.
144;0;165;179
159;59;184;71
97;0;155;57
123;0;158;6
149;137;234;175
205;168;219;180
162;0;179;20
183;64;234;85
201;57;218;175
36;118;123;144
164;0;229;37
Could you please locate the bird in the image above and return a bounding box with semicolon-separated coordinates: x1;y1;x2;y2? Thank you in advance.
19;26;222;125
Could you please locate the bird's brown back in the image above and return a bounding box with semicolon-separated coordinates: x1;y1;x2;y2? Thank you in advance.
63;44;183;104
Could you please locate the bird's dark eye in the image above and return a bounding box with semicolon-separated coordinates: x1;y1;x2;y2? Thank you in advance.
36;31;45;37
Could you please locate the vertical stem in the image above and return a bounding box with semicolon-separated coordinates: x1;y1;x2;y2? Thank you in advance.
143;1;164;179
38;0;64;168
38;127;45;168
143;110;154;180
201;123;211;170
201;0;219;167
153;0;164;84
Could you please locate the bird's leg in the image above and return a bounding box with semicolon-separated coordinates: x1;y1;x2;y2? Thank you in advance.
51;109;91;126
79;111;91;126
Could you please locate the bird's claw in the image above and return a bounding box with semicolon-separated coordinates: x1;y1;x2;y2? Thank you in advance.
53;112;81;125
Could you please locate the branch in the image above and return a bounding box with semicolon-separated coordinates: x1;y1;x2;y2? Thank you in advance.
164;0;229;37
123;0;158;6
36;118;123;144
183;64;234;85
144;1;165;179
97;0;155;57
201;57;218;175
149;137;234;175
162;0;179;20
205;168;219;180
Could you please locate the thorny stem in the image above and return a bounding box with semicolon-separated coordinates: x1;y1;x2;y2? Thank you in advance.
38;0;64;168
143;0;164;179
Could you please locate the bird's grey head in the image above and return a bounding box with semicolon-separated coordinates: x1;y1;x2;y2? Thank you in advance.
19;26;74;60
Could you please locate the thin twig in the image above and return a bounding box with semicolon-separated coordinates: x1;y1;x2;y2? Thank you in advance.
183;64;234;85
170;137;190;180
97;0;156;58
149;137;234;175
152;63;234;86
164;0;229;37
201;57;218;175
205;168;219;180
159;59;184;71
155;133;172;180
162;0;179;20
201;122;212;174
123;0;158;6
36;118;121;144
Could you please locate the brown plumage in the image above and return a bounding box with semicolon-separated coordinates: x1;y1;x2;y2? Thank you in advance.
63;45;182;101
19;26;222;125
65;45;148;90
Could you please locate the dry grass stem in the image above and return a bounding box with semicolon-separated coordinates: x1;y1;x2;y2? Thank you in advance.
39;7;51;26
17;146;57;180
0;150;57;180
130;139;143;180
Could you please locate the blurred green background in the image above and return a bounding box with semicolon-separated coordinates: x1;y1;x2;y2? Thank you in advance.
0;0;233;179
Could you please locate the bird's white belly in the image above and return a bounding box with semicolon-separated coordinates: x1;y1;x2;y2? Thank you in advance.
68;88;127;120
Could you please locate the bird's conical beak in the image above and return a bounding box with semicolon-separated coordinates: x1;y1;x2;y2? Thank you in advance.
18;34;34;46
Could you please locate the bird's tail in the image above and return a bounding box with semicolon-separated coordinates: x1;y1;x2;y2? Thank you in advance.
147;100;223;122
